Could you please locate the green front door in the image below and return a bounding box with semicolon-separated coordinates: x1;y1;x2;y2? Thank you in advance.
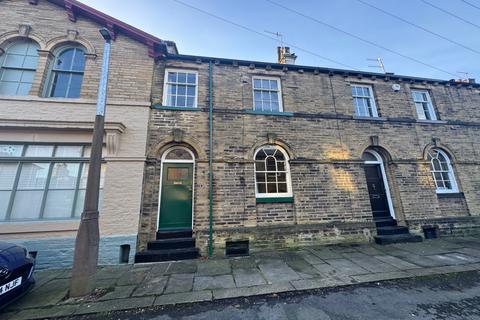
159;163;193;230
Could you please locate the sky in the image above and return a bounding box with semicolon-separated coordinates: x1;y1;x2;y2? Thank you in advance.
80;0;480;81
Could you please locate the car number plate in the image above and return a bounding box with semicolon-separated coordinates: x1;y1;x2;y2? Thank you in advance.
0;276;22;295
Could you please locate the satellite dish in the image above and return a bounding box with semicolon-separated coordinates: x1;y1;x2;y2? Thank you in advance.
392;84;401;92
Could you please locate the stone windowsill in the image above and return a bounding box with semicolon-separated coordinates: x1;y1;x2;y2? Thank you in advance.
256;197;294;203
352;115;387;121
416;119;447;124
245;110;294;117
152;105;202;112
0;95;150;107
436;192;465;199
0;219;80;235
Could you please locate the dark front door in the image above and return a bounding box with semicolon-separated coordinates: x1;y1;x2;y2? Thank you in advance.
159;163;193;230
364;164;391;219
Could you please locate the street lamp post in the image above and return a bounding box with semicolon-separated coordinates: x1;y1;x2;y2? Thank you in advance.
70;28;112;297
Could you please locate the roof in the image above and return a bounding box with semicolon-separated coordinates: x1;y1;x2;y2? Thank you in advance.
30;0;178;57
165;53;479;88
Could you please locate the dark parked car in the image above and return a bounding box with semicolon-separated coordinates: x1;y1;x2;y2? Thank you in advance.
0;242;35;309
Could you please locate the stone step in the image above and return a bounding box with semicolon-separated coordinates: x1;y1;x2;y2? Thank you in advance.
147;237;196;250
156;228;192;240
374;218;397;228
374;233;423;245
134;247;199;263
376;225;409;236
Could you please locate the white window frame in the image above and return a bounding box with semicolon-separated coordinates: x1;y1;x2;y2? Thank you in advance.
46;46;86;98
162;68;198;108
254;145;292;198
412;89;437;121
252;76;283;113
428;148;458;194
351;84;379;117
363;150;395;219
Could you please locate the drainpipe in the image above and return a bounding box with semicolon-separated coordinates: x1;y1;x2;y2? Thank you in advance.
208;60;214;257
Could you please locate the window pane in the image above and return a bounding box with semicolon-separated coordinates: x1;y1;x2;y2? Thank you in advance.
267;183;277;193
257;183;266;193
187;86;195;96
186;97;195;107
253;79;261;89
10;190;43;220
1;69;22;82
49;72;70;97
17;82;31;96
23;56;39;69
255;161;265;171
177;85;186;95
79;164;105;189
256;172;265;183
167;72;177;82
17;163;49;189
20;70;35;83
277;172;286;182
270;80;278;90
55;49;74;71
266;157;276;171
0;191;11;220
25;145;54;157
74;189;85;216
176;96;186;107
72;49;85;71
177;72;187;83
0;81;18;95
187;73;196;84
278;183;287;193
55;146;83;157
43;190;75;218
67;73;83;98
0;163;18;189
4;54;24;68
165;148;192;160
0;144;23;157
49;163;80;189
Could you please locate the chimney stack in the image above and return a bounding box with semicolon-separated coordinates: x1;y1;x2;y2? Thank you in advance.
277;46;297;64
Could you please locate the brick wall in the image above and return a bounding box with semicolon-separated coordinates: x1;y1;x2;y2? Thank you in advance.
141;57;480;254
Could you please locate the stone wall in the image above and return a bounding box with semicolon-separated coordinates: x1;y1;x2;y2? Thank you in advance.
141;57;480;255
0;0;156;266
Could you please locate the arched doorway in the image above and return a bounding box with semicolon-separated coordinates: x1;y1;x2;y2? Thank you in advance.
362;149;395;220
157;146;195;230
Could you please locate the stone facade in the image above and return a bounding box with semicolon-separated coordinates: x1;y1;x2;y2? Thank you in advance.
140;55;480;255
0;0;173;268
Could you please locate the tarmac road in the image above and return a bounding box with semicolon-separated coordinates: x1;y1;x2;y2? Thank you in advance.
79;270;480;320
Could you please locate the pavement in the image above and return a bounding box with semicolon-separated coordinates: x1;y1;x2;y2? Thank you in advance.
91;270;480;320
3;236;480;320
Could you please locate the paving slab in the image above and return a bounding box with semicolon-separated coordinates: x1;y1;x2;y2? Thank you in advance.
347;255;400;273
233;268;267;287
298;251;325;265
325;258;370;276
148;262;171;276
32;270;64;288
213;282;294;300
455;247;480;258
164;273;194;294
311;263;357;284
193;274;236;291
196;259;231;276
132;276;168;296
116;267;149;286
98;285;136;301
75;296;155;315
165;261;197;274
230;257;257;269
154;290;213;306
95;265;132;280
355;245;385;256
290;276;347;290
374;255;421;270
352;271;411;283
426;254;470;266
5;304;79;320
310;248;343;260
257;260;301;284
283;256;321;279
388;254;446;268
6;278;69;310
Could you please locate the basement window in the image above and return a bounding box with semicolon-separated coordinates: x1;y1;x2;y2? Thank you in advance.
225;240;249;257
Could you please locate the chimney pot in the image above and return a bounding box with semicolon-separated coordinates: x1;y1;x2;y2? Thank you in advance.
277;46;297;65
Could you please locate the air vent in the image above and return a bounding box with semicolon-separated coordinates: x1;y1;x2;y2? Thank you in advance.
225;240;249;257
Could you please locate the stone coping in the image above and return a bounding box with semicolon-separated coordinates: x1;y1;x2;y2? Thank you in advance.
3;236;480;319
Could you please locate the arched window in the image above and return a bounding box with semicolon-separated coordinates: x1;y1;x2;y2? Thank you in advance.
427;148;458;193
0;39;40;96
254;146;292;197
47;46;85;98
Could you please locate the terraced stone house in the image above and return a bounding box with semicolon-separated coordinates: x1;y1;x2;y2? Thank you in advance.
0;0;176;268
136;48;480;261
